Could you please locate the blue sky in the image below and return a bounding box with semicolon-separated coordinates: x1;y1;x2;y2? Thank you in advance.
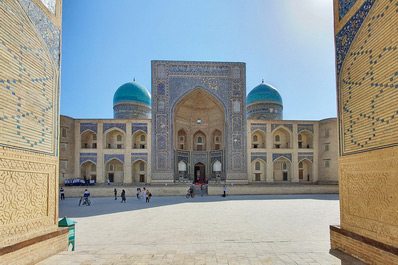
61;0;336;120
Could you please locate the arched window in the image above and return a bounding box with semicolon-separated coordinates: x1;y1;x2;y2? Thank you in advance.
298;134;302;141
255;161;260;170
139;162;145;171
109;164;114;171
197;137;202;143
180;136;184;142
215;136;219;142
283;163;287;170
275;135;280;142
140;135;145;141
91;164;96;171
253;135;258;142
92;134;97;140
117;135;122;141
299;161;303;168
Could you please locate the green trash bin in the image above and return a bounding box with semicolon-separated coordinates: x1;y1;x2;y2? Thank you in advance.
58;216;77;251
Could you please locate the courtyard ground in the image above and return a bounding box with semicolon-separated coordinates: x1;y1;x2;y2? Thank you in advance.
39;194;365;265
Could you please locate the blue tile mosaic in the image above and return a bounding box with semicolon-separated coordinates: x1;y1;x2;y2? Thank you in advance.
80;123;98;134
103;123;126;133
104;154;125;164
335;0;375;78
272;153;292;162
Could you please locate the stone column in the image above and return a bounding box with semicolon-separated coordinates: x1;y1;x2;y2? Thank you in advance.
97;122;105;184
266;123;274;182
291;124;299;182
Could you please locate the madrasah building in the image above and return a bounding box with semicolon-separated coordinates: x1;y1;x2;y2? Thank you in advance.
60;60;338;185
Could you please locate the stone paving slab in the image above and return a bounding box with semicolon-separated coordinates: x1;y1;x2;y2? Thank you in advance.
38;194;365;265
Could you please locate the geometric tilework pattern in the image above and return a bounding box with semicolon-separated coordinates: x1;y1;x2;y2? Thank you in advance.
104;154;124;164
338;0;358;20
338;0;398;154
298;152;313;163
80;122;98;133
272;153;292;162
271;124;293;132
80;153;97;165
250;123;266;134
251;152;267;163
297;124;314;133
335;0;375;79
103;123;126;133
132;123;147;134
80;123;98;134
0;0;59;155
131;153;148;164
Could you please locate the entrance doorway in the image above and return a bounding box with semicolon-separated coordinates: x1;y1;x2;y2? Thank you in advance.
283;172;288;181
108;173;114;182
194;162;206;182
299;169;303;180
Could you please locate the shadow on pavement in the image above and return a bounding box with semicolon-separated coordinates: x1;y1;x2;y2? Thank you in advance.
59;194;339;218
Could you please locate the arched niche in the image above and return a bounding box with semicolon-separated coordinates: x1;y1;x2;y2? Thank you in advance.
132;130;147;149
273;127;291;149
273;157;291;181
81;130;97;149
193;130;207;151
132;160;147;183
176;129;188;150
211;129;223;151
80;160;97;182
173;88;225;153
251;130;266;149
299;159;313;182
104;128;125;149
298;130;313;149
251;159;266;182
105;158;124;183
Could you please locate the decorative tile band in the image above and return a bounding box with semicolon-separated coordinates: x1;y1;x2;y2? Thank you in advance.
104;154;124;164
80;123;98;134
103;123;126;133
272;153;292;162
335;0;375;78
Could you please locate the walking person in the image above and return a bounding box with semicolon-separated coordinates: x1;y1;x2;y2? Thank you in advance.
222;185;226;197
146;190;151;203
121;189;126;203
114;188;117;200
136;188;141;200
200;184;204;197
60;187;65;200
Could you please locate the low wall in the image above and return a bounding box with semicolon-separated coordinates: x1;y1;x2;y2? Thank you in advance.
61;184;338;198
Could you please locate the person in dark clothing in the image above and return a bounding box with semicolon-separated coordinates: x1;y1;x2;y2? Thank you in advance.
121;189;126;203
114;188;117;200
60;188;65;200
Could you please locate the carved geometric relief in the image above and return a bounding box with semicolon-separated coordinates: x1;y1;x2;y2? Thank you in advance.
0;146;57;248
0;171;48;225
339;146;398;246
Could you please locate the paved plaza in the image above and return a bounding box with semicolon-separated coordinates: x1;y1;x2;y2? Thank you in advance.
39;194;364;265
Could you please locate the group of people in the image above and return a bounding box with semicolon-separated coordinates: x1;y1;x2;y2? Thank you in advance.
136;187;152;203
64;178;95;186
113;187;152;203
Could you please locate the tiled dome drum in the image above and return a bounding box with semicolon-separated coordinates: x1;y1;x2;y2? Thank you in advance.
246;82;283;120
113;81;152;119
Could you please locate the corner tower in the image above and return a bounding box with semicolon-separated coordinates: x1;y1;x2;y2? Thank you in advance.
113;81;151;119
246;81;283;120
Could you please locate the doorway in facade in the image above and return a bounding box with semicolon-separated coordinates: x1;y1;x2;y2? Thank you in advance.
108;173;114;182
194;162;206;182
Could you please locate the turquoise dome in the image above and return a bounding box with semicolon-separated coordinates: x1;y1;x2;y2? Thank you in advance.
113;81;151;106
247;83;283;105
